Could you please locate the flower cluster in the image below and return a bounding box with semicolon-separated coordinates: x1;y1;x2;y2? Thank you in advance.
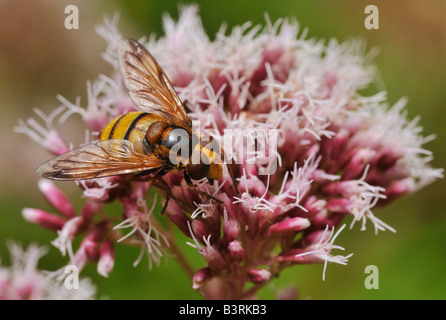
0;242;95;299
15;5;442;299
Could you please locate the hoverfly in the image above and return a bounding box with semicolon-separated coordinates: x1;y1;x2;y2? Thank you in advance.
37;39;234;209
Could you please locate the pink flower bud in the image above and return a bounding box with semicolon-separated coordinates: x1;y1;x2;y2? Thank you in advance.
310;209;330;229
192;220;211;245
304;144;320;160
192;267;212;290
131;181;150;199
203;246;226;272
73;247;88;271
220;193;237;218
249;41;285;96
165;201;191;236
227;240;244;263
374;148;401;171
277;249;300;263
327;129;349;160
116;96;138;115
208;70;230;108
325;69;338;92
247;269;271;284
326;198;350;213
86;221;110;242
38;180;76;219
275;50;294;82
42;130;69;156
229;91;242;116
323;180;363;197
170;185;187;203
342;148;375;180
15;283;37;300
61;217;84;241
245;175;268;198
122;197;139;219
268;217;311;235
223;219;239;242
303;196;327;216
22;208;65;231
81;200;103;220
312;169;339;184
385;178;416;199
83;110;110;132
162;172;181;186
299;228;332;247
173;69;195;88
97;241;115;277
290;249;323;264
263;40;284;63
81;239;99;262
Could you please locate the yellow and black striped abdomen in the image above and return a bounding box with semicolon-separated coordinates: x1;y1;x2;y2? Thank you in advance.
100;111;164;143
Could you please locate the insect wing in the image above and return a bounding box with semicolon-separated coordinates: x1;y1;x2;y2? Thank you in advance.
118;38;190;125
36;140;163;180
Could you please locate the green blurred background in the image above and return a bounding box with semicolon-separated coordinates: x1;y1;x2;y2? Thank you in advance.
1;0;445;299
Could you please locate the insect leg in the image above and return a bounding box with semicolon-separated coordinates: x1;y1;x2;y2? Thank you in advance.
220;148;240;196
184;172;223;204
151;179;172;215
149;170;171;215
227;163;240;197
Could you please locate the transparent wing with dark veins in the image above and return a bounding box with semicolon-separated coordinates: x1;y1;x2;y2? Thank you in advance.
118;38;190;126
36;140;163;180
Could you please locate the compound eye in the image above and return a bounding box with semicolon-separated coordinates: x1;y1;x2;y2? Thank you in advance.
187;163;210;180
161;128;189;150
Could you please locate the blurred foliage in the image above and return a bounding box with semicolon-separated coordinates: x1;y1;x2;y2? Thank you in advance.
1;0;445;299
